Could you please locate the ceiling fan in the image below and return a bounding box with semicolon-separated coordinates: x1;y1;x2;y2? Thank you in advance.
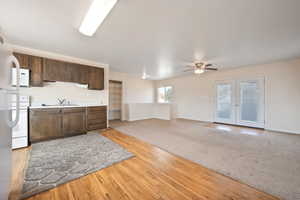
184;62;218;74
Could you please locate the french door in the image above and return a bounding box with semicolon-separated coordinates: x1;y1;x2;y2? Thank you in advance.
215;78;265;128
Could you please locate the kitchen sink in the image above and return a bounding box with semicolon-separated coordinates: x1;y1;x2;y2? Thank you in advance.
41;104;80;107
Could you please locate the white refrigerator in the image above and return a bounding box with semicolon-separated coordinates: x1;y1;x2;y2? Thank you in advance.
0;34;20;200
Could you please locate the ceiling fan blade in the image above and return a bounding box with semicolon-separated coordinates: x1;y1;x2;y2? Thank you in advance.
183;69;194;72
205;63;213;67
185;65;195;68
205;67;218;71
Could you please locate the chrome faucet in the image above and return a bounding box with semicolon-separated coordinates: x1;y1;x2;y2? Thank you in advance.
57;98;67;105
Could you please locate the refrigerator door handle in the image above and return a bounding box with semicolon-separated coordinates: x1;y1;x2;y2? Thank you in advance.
5;55;20;128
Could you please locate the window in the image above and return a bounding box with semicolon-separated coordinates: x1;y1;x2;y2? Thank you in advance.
157;86;173;103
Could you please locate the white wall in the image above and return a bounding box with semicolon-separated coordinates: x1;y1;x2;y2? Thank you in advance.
11;45;109;106
156;58;300;134
20;82;107;106
127;103;171;121
109;71;155;120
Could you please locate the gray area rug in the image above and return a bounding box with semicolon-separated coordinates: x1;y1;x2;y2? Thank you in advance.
110;119;300;200
21;132;134;199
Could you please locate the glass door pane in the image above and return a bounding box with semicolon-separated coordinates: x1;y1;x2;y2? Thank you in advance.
237;79;265;128
240;81;258;122
158;87;166;103
215;82;235;124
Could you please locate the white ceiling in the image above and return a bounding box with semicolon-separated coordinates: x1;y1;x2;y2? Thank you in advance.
1;0;300;80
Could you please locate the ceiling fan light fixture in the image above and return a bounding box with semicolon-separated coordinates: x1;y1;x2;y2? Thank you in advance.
79;0;118;36
194;68;204;74
142;72;147;80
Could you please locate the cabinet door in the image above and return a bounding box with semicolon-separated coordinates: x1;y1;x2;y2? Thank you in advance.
68;63;80;83
43;59;70;82
86;106;107;131
13;53;30;68
62;108;86;137
30;56;43;87
88;67;104;90
67;63;88;84
78;64;89;84
30;108;63;143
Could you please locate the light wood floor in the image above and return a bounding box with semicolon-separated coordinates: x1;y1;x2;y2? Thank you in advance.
10;129;279;200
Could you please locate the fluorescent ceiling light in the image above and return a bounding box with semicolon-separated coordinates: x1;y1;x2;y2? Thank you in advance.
79;0;118;36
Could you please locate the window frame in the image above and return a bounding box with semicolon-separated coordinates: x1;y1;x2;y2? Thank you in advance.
157;86;173;103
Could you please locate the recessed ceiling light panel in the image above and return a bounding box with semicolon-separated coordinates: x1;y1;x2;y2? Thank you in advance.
79;0;118;36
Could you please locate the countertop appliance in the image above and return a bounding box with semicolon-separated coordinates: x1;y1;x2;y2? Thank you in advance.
12;95;30;149
0;33;21;199
12;67;29;87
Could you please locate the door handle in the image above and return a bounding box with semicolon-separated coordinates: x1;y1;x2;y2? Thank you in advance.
5;55;20;128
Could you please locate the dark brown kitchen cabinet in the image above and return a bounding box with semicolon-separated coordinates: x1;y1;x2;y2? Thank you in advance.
13;53;30;68
78;64;89;84
29;107;90;143
88;67;104;90
69;63;88;84
29;108;63;143
30;56;43;87
12;53;43;87
62;108;86;137
86;106;107;131
13;53;104;90
43;59;90;85
43;58;70;82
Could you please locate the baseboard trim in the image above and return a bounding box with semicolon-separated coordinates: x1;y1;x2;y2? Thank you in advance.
176;117;300;135
265;128;300;135
128;117;170;122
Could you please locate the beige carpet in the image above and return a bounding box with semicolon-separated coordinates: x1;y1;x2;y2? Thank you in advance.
110;119;300;200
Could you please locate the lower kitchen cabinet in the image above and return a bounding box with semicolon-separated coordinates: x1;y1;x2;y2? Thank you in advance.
86;106;107;131
29;106;107;143
63;108;86;137
30;108;63;143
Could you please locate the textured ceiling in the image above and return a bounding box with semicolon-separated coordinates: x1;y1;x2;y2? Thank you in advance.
1;0;300;79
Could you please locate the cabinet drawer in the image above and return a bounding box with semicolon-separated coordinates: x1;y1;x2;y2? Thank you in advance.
30;108;61;115
87;123;107;131
87;118;107;126
87;112;107;120
87;106;106;113
63;107;86;113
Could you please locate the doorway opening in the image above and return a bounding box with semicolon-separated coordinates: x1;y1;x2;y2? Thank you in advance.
109;80;122;121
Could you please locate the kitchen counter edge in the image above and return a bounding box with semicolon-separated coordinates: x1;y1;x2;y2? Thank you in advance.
29;105;107;109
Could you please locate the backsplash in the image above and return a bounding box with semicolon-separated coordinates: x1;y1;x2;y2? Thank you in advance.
20;81;108;106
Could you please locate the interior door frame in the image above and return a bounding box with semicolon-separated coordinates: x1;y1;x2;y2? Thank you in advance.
236;77;265;128
108;80;123;121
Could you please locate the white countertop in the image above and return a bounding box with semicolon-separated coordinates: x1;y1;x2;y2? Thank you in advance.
30;104;107;109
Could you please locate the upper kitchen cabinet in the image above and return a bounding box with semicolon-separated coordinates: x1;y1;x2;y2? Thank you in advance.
43;58;70;82
13;53;104;90
88;67;104;90
30;56;43;87
43;59;102;87
13;52;30;68
69;63;88;84
12;53;43;87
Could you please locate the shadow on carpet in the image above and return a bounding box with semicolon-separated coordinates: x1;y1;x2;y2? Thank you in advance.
21;132;134;199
